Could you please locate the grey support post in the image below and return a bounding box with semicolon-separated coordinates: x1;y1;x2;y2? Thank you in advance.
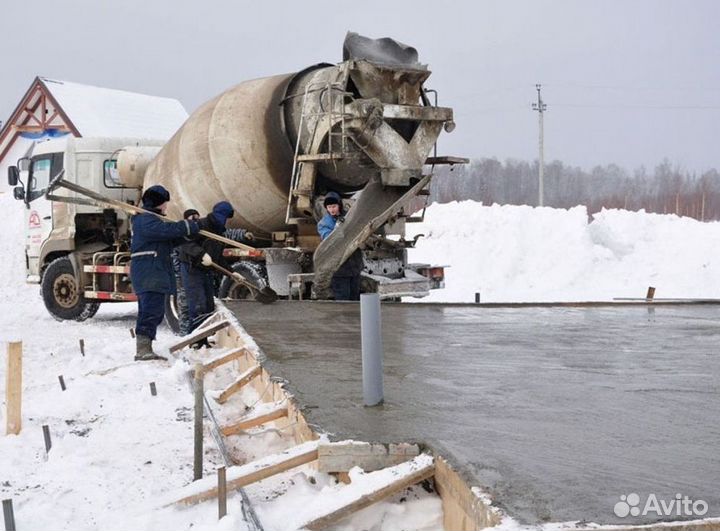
360;293;384;406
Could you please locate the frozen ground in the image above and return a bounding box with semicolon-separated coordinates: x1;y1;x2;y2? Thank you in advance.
2;189;718;530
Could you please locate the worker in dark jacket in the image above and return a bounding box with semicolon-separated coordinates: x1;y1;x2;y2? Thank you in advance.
317;192;364;300
130;185;199;360
176;201;250;332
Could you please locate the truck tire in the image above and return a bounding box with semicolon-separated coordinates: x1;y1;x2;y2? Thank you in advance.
218;261;268;300
164;294;184;335
41;256;100;322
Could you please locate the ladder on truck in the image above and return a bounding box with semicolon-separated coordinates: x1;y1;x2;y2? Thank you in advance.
285;81;353;224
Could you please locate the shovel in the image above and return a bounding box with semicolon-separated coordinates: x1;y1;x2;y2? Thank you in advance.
208;262;277;304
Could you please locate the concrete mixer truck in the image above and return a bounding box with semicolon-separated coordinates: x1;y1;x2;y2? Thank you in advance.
7;33;465;325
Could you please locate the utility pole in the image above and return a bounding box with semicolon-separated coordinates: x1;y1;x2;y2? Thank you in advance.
532;84;547;207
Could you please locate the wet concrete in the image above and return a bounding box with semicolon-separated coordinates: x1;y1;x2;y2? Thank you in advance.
225;301;720;525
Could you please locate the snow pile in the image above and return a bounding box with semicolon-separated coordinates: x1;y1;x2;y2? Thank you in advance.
407;201;720;302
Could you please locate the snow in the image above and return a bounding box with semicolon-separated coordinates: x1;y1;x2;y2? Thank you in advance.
163;439;322;507
0;189;443;530
408;201;720;302
41;77;188;140
4;187;719;530
291;454;435;528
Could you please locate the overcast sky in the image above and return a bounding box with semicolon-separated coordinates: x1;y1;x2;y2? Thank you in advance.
1;0;718;172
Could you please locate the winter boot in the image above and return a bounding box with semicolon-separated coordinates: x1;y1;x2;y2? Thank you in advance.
134;335;167;361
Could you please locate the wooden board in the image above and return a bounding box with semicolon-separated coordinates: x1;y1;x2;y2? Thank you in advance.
201;347;247;374
318;441;420;473
303;454;435;530
434;455;501;531
216;365;261;404
220;404;288;436
5;342;22;435
169;320;230;353
169;440;319;506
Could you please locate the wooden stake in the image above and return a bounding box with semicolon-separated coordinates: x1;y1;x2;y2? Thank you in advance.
79;339;85;356
58;375;66;391
217;466;227;519
194;364;204;481
5;342;22;435
149;382;157;396
2;499;16;531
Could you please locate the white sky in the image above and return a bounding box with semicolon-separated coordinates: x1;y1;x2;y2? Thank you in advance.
1;0;718;172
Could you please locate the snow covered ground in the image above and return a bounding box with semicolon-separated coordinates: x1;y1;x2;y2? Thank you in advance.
0;189;442;530
408;201;720;302
3;188;719;530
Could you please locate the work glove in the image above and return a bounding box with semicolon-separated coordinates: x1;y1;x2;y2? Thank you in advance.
231;272;244;282
201;253;213;267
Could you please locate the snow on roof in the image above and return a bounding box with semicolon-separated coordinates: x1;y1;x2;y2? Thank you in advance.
40;77;188;140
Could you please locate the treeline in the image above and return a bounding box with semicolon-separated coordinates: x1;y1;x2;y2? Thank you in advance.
428;158;720;221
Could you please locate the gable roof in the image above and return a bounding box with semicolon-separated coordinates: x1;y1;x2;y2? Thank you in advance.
41;78;188;139
0;77;187;165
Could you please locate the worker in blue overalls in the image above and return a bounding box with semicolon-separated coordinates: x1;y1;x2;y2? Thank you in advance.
130;185;199;360
317;191;364;300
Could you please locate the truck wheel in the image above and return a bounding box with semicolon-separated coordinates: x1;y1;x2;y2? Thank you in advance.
218;261;268;300
41;256;100;322
164;294;183;335
164;253;188;335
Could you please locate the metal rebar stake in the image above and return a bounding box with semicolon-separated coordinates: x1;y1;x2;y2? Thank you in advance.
3;499;16;531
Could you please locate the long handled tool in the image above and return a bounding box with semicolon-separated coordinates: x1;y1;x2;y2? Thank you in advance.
45;175;277;303
47;177;262;255
207;262;277;304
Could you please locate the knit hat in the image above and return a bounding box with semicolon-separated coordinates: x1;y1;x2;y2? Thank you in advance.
211;201;235;227
141;185;170;208
183;208;200;219
323;191;341;207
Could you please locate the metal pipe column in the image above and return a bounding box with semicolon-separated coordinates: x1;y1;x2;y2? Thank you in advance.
361;293;384;406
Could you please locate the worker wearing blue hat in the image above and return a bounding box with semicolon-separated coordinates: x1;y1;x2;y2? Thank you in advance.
130;185;199;360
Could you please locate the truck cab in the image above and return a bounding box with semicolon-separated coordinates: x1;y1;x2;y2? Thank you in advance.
7;136;163;319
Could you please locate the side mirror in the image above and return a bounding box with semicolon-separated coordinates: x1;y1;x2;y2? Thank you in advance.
13;186;25;201
8;166;19;186
17;157;30;172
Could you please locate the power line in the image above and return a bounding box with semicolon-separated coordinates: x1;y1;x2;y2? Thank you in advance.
549;103;720;110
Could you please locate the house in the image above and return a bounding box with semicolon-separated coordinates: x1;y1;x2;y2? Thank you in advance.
0;77;187;184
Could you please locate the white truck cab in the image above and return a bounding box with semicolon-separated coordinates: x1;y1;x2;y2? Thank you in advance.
7;136;163;319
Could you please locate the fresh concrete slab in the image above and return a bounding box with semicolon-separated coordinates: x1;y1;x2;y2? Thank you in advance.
225;301;720;525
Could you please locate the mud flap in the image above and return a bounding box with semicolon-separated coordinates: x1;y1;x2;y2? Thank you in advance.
312;175;430;298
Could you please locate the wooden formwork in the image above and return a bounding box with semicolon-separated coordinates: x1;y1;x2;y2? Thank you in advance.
209;310;499;530
179;309;720;531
